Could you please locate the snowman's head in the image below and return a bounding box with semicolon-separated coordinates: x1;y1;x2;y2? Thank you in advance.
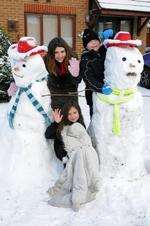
8;37;48;87
104;31;144;89
11;54;48;87
104;47;144;89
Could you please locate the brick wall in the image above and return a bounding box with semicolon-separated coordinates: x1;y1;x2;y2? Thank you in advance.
0;1;148;54
138;26;147;53
0;0;88;55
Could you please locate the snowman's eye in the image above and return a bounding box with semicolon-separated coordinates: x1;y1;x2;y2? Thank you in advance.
122;57;126;61
138;60;141;63
22;64;26;67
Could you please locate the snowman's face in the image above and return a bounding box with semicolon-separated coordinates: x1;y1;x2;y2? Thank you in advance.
11;54;48;87
104;46;144;89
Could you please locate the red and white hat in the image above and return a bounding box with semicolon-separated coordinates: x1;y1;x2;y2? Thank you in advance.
103;31;142;48
8;37;47;60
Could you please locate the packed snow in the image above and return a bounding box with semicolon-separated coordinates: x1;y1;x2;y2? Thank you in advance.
0;82;150;226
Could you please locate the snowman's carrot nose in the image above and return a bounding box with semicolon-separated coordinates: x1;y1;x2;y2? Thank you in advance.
13;66;19;72
129;63;135;68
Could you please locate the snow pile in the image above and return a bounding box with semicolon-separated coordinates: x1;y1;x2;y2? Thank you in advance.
89;43;150;224
0;35;150;224
0;83;150;225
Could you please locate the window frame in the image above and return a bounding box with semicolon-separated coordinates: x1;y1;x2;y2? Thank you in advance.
24;13;76;50
97;16;133;35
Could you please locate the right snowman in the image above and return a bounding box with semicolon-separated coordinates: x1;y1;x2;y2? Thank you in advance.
90;31;150;225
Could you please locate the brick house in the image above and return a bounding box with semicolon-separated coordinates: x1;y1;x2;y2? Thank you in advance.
0;0;149;54
0;0;88;55
88;0;150;52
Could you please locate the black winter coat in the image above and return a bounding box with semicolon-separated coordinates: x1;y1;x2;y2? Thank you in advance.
80;45;107;92
79;45;106;113
47;70;82;110
45;122;68;162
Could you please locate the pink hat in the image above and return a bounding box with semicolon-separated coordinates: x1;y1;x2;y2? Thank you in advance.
8;37;47;60
103;31;142;48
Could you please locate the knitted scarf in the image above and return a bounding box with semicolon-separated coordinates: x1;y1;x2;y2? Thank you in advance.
56;61;67;77
8;77;51;129
97;88;136;135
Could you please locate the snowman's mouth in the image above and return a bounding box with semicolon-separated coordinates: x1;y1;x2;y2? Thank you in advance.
126;72;137;77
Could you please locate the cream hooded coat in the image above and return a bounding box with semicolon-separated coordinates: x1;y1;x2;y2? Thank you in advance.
48;122;100;211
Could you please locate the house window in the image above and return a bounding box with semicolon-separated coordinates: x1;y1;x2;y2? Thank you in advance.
98;18;133;35
120;20;131;32
61;16;73;48
98;21;113;31
25;13;75;49
26;14;41;44
43;15;58;45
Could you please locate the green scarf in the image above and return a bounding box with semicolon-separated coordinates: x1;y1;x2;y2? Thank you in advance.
97;88;136;135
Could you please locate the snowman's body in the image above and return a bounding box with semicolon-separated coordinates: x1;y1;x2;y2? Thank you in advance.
90;46;150;223
92;90;145;179
7;53;55;193
91;47;146;179
8;55;50;131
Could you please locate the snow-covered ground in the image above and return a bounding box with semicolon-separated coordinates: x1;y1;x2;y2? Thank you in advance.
0;83;150;226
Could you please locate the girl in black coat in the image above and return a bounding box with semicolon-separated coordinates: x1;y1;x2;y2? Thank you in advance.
44;37;82;110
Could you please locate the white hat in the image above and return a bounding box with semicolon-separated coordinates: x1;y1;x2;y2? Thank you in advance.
103;31;142;48
8;37;47;60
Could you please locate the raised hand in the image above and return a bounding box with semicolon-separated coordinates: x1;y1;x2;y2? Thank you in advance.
52;108;63;123
68;57;80;77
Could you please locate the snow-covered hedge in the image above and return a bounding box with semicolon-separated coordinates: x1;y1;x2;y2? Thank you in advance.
0;27;12;102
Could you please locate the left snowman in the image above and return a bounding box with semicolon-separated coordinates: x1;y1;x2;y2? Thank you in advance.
7;37;54;194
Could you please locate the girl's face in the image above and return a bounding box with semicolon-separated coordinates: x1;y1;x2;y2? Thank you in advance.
87;39;101;51
54;47;66;63
67;107;79;123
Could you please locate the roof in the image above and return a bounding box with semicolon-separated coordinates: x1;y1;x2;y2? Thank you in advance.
97;0;150;12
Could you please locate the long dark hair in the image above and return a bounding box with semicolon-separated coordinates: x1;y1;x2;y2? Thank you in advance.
58;100;85;132
44;37;77;76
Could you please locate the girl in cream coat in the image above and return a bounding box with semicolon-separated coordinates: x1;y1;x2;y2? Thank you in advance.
46;101;100;211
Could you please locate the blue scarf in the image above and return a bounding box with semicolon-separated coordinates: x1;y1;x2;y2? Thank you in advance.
8;77;51;129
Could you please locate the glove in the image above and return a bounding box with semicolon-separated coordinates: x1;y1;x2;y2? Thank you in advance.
102;84;112;95
98;29;114;41
7;82;18;96
102;29;114;40
68;58;80;77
